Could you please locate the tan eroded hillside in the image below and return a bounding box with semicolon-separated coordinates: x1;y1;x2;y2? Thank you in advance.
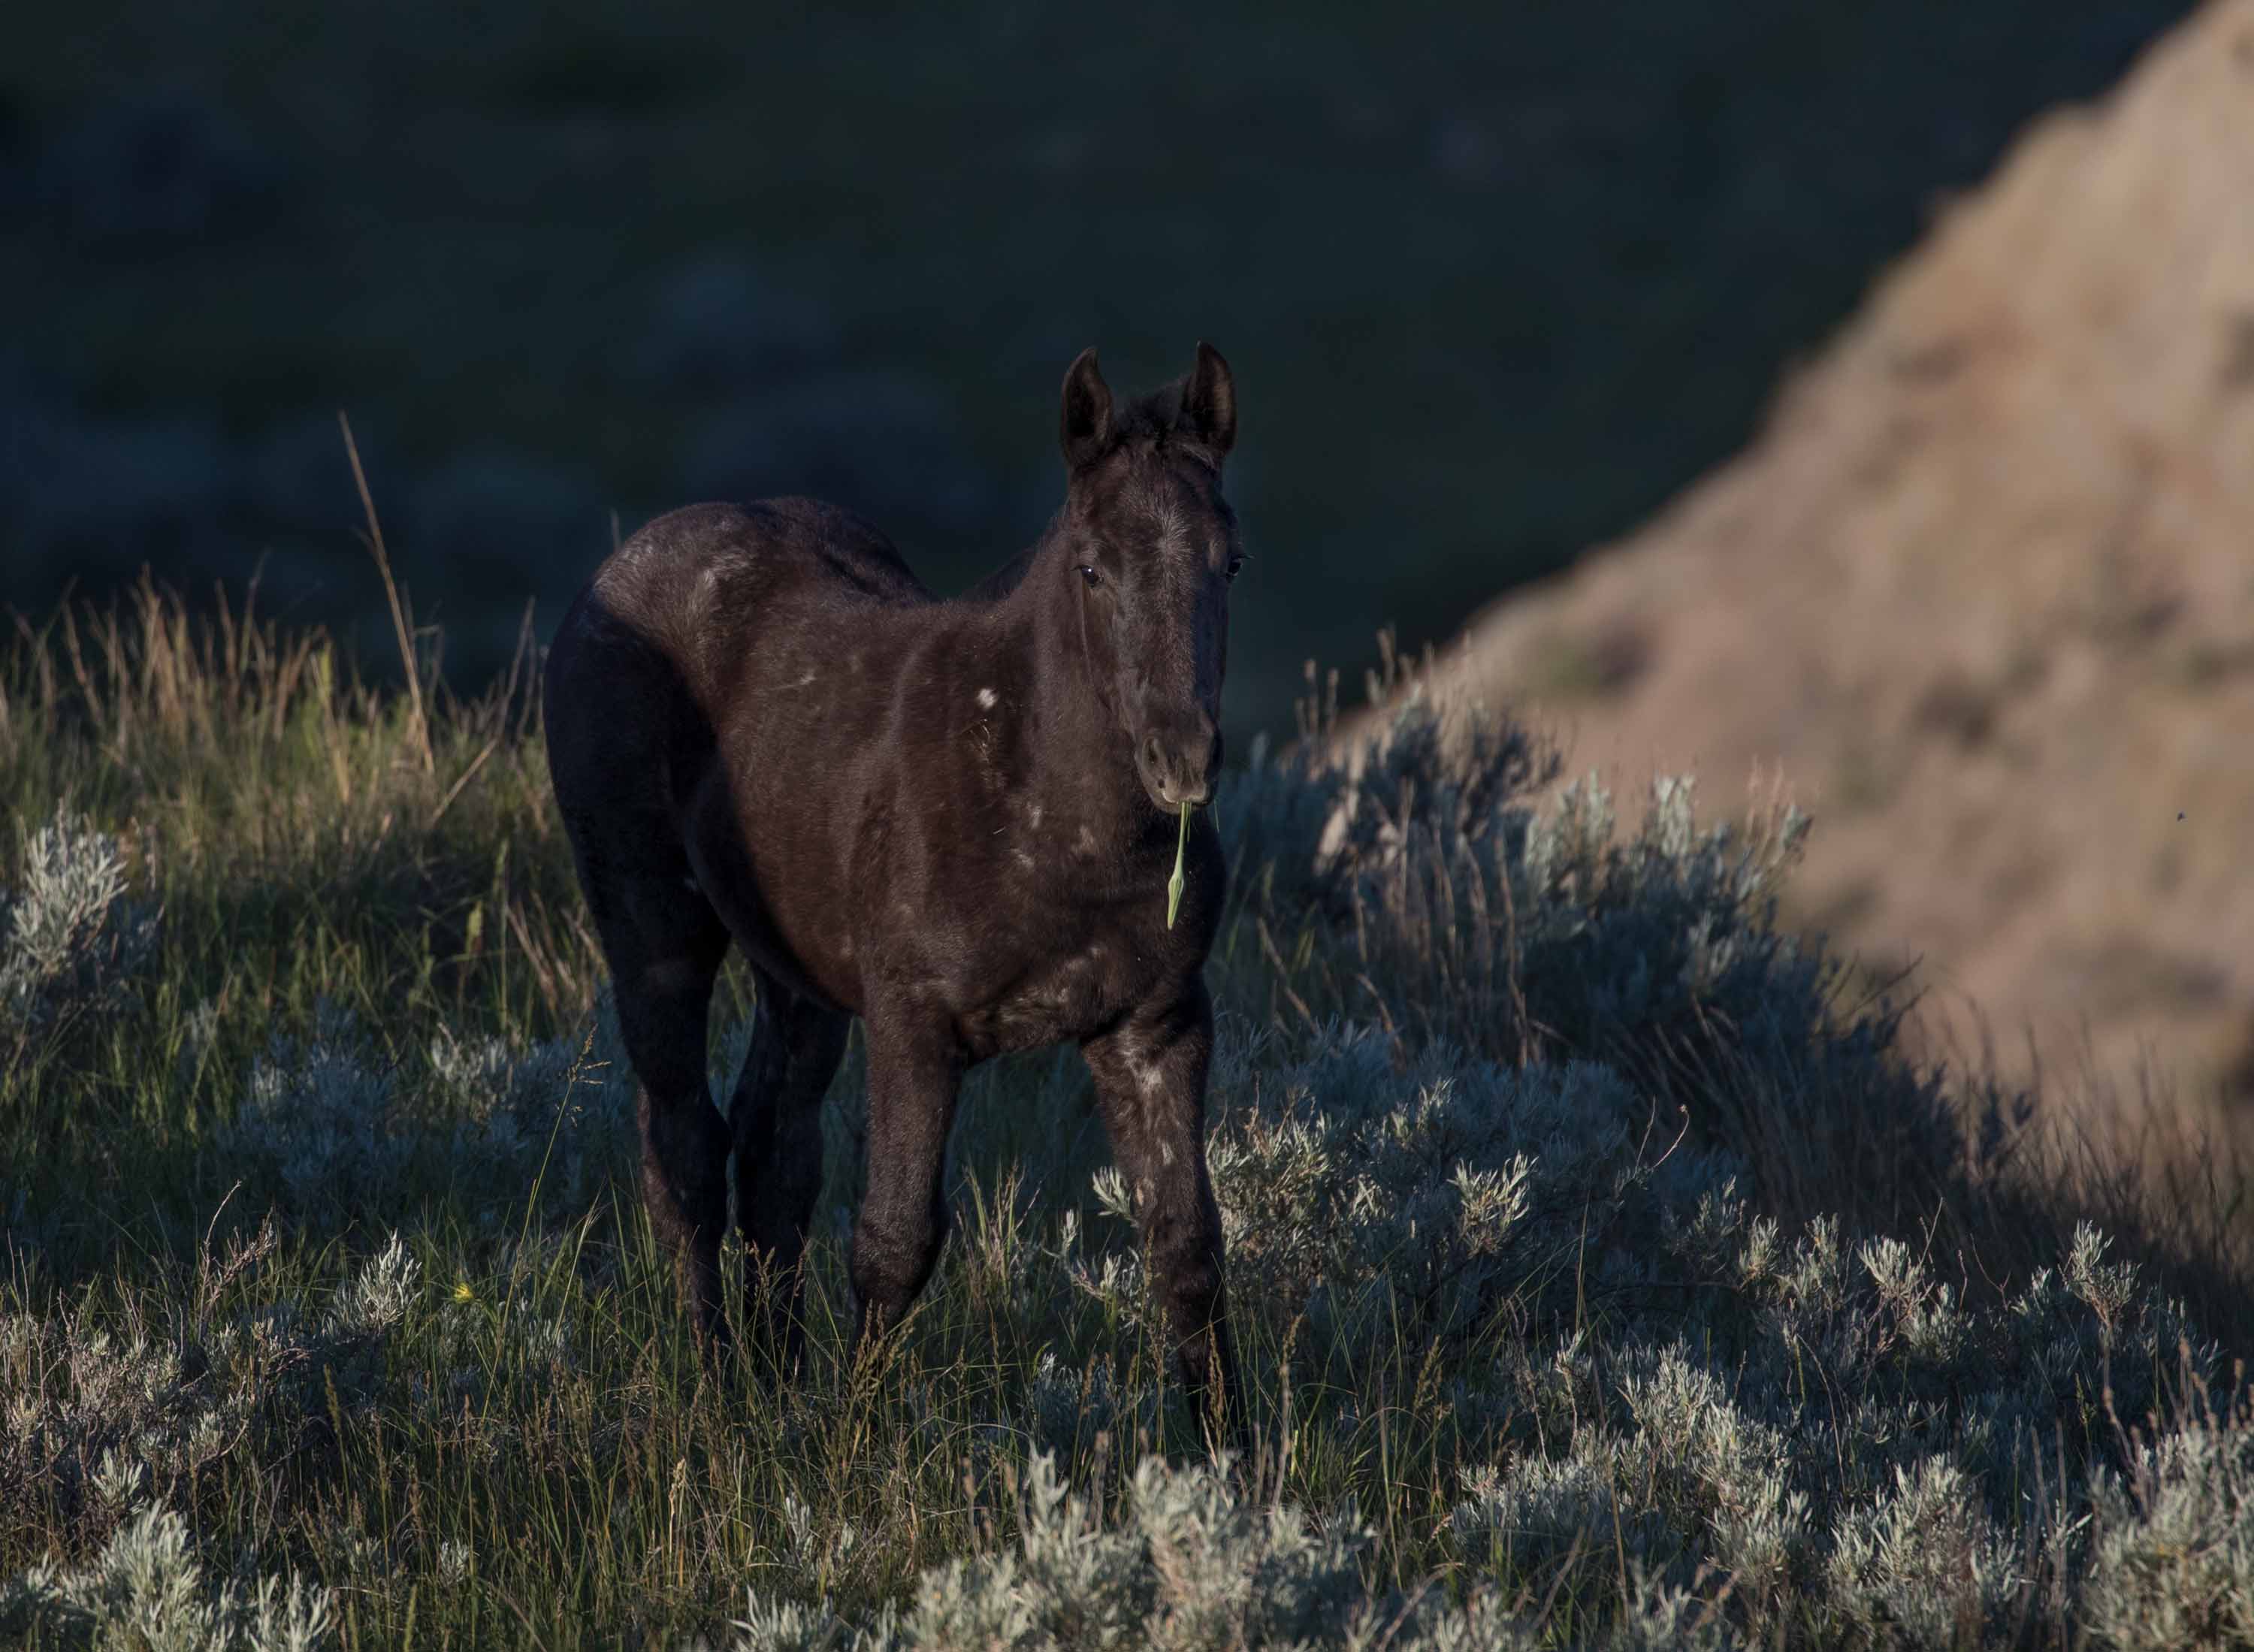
1391;0;2254;1107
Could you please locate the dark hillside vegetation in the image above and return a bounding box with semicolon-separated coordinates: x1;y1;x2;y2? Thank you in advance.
1;0;2195;732
2;590;2250;1648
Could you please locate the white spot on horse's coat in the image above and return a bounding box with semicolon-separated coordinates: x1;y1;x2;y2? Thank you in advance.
1026;803;1044;828
1074;824;1098;856
976;686;997;708
789;669;816;689
1014;848;1037;871
1159;1139;1177;1167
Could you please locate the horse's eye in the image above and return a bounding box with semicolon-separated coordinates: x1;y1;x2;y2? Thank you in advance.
1079;565;1101;589
1224;553;1247;581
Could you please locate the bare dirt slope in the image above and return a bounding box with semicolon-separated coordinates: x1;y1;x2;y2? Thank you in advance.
1398;0;2254;1104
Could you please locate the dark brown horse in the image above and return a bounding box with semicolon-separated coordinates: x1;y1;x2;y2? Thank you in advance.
544;345;1246;1434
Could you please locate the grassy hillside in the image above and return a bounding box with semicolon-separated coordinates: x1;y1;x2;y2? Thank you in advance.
2;590;2251;1648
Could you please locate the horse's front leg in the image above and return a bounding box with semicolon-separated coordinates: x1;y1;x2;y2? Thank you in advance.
848;1012;963;1351
1083;981;1244;1450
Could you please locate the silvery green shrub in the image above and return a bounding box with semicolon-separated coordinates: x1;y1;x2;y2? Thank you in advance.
1824;1457;2020;1650
1086;1007;2230;1643
0;1306;251;1536
0;808;158;1043
702;1412;2254;1650
720;1451;1473;1652
1310;696;1555;898
1448;1450;1649;1600
219;998;632;1233
0;1504;333;1651
1221;702;1966;1211
421;999;636;1217
714;1449;1771;1652
1198;1022;1664;1378
0;1236;420;1539
2083;1416;2254;1650
216;1000;409;1228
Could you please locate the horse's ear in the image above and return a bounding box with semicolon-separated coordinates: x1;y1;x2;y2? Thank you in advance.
1179;341;1236;458
1060;347;1113;470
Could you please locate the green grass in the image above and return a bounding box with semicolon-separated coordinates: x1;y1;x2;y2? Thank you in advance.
5;587;2253;1649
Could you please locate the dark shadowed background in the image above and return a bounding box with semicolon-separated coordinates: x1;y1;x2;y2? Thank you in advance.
1;1;2189;738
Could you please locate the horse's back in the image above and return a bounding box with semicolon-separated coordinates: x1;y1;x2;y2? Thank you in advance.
545;497;931;977
554;497;923;697
583;497;923;642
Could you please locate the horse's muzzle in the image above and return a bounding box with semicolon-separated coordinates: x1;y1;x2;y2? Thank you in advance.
1137;717;1222;811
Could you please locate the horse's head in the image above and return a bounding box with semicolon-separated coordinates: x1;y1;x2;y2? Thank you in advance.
1053;343;1243;814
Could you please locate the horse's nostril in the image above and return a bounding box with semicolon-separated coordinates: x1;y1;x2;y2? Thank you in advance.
1141;734;1166;774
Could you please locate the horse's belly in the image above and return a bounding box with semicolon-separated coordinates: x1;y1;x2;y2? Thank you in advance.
956;949;1123;1060
681;769;863;1013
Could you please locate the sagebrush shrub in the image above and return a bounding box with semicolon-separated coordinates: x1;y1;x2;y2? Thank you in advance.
0;1505;332;1652
217;998;633;1233
1825;1457;2020;1650
1198;1023;1666;1378
0;1237;421;1545
2083;1415;2254;1650
0;808;158;1047
1229;702;1973;1244
715;1447;1778;1651
723;1451;1488;1652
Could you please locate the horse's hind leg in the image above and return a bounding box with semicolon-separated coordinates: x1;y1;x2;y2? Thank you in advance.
728;974;848;1373
587;870;733;1356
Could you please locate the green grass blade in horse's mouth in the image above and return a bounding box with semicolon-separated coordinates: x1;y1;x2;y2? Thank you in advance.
1168;801;1191;929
